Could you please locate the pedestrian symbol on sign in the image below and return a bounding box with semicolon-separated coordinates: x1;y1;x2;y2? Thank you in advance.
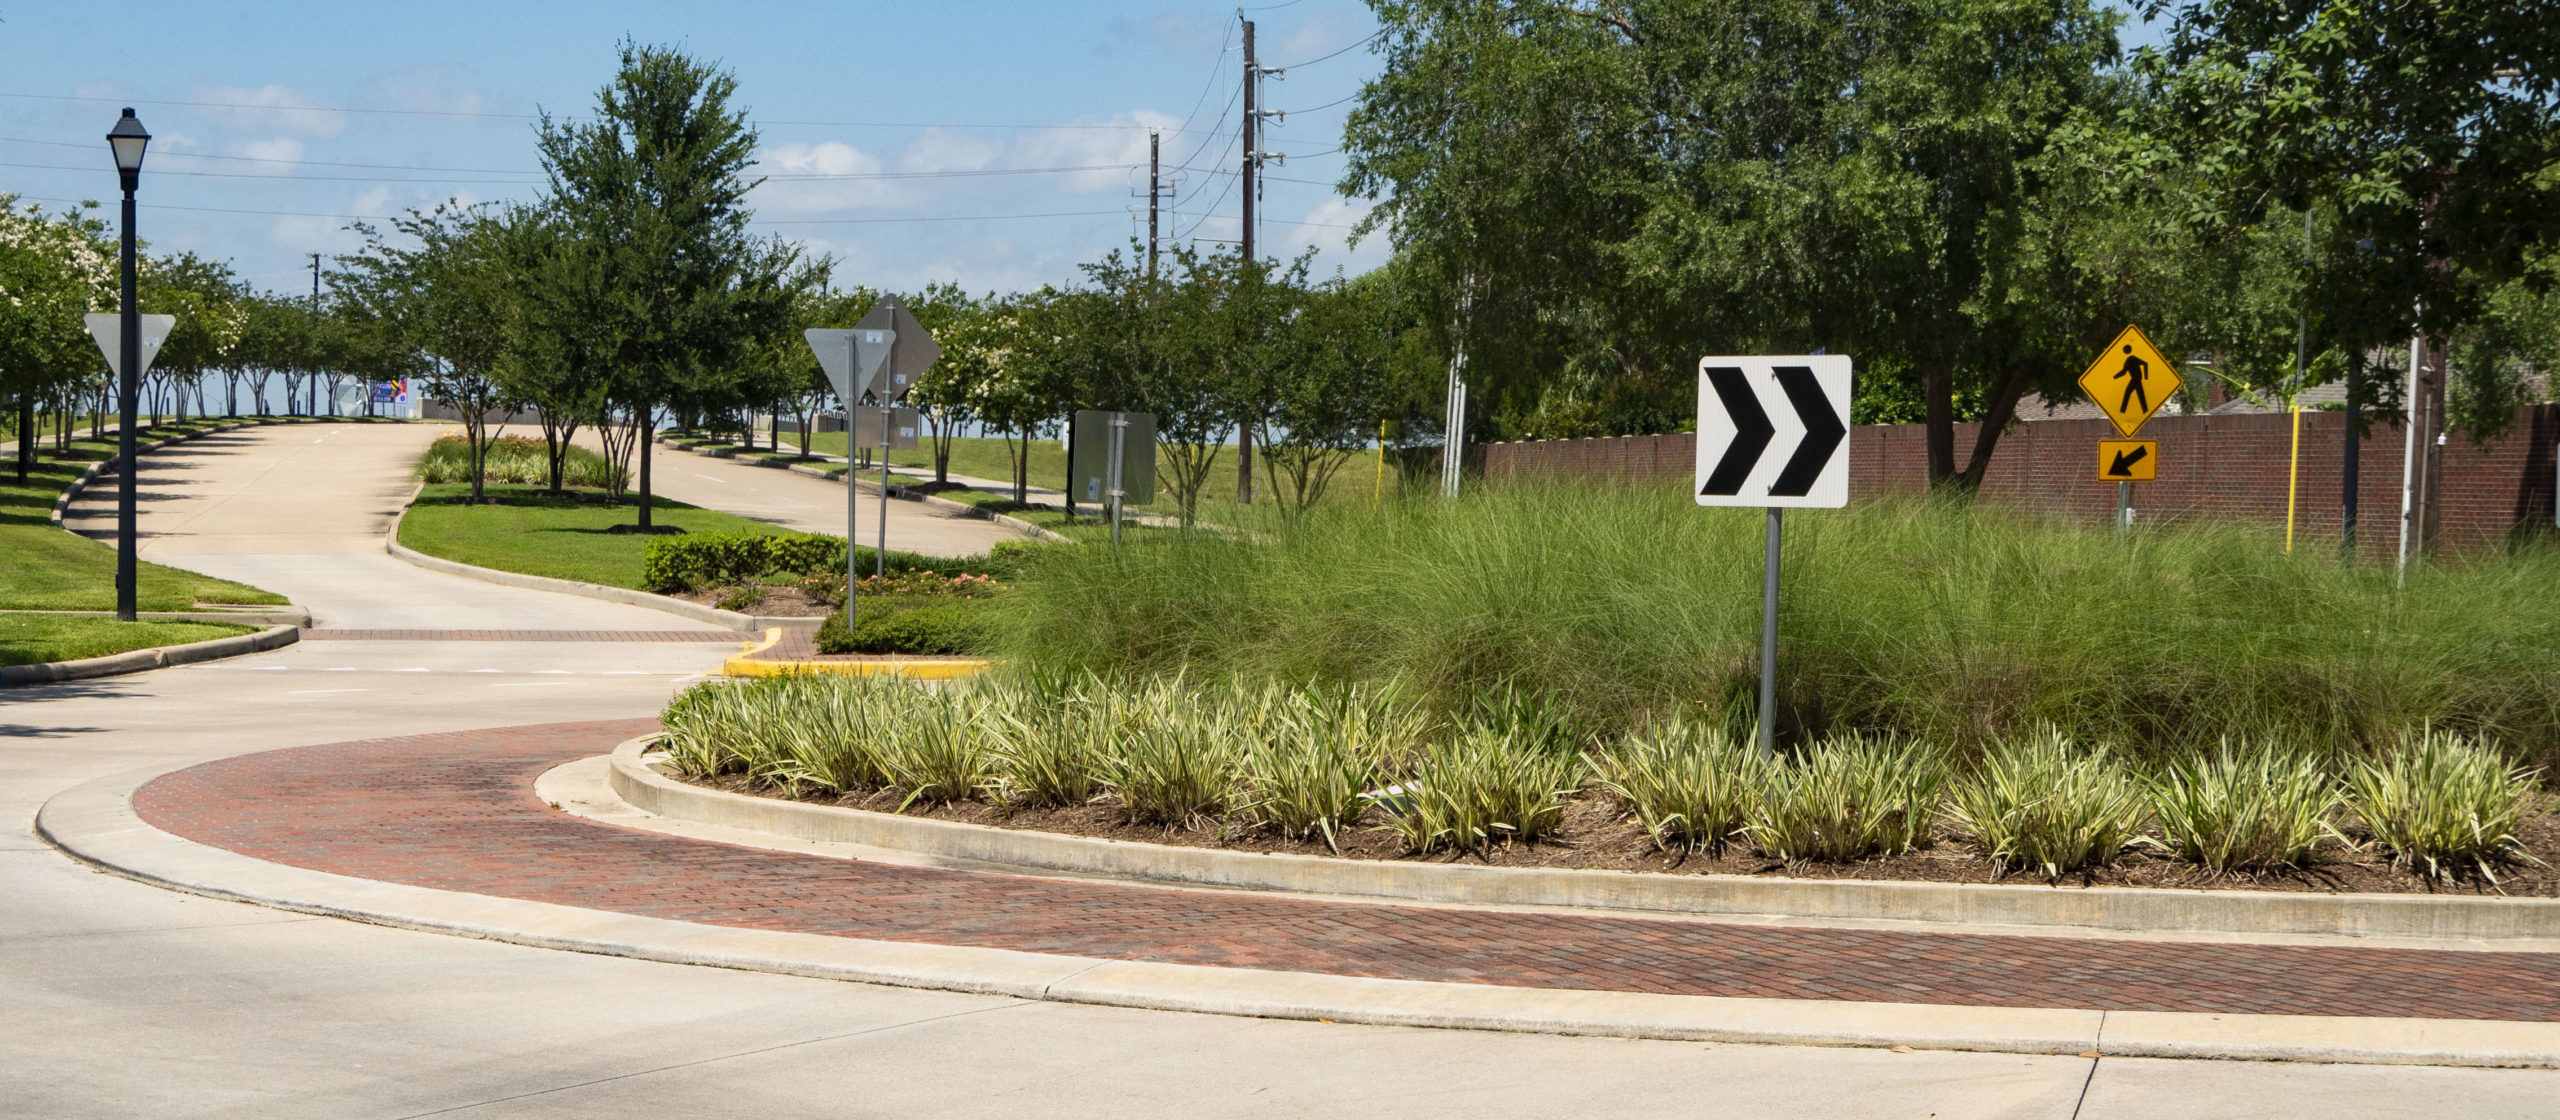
2113;346;2151;415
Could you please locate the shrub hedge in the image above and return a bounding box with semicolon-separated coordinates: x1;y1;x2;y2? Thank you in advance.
643;531;1009;593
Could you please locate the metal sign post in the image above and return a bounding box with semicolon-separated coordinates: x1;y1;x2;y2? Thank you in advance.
1695;355;1852;755
1106;414;1127;545
2076;326;2180;539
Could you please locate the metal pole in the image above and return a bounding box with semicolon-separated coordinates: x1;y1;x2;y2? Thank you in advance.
116;183;140;622
2116;481;2130;536
1107;414;1126;546
877;401;892;578
2396;326;2421;584
2285;402;2303;552
844;341;860;633
1758;507;1782;757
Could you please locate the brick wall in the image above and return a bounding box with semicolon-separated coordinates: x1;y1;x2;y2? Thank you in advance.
1481;405;2560;554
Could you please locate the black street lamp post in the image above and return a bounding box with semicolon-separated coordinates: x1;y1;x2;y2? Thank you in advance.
107;108;149;622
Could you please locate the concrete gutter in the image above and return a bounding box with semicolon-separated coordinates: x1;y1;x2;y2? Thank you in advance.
380;484;816;633
0;624;298;686
37;749;2560;1069
607;735;2560;945
656;436;1070;545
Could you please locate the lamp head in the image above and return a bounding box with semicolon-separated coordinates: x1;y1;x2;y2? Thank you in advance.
107;108;150;189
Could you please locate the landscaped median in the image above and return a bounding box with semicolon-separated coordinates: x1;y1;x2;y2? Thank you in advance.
654;672;2559;915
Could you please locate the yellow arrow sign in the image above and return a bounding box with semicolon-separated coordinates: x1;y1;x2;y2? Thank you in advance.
2098;439;2157;481
2076;325;2182;437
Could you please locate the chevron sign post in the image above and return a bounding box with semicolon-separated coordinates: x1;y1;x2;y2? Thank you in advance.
1696;355;1853;755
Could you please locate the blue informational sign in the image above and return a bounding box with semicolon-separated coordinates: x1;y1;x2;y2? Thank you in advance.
370;380;408;405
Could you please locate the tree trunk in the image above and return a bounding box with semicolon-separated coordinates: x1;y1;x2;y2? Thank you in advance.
2416;331;2449;555
1236;423;1255;504
1950;368;2034;493
1921;358;1957;489
637;407;655;529
14;393;31;483
1014;422;1031;503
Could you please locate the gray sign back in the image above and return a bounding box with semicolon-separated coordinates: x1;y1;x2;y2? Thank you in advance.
853;296;941;401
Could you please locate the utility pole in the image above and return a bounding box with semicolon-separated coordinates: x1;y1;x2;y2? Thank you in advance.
1148;131;1161;276
311;253;324;417
1237;16;1258;505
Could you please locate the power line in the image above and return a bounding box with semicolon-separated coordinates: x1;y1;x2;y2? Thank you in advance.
0;90;1225;133
1275;29;1382;70
3;192;1140;227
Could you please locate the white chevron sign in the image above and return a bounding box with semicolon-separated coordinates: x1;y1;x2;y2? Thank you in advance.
1693;355;1852;509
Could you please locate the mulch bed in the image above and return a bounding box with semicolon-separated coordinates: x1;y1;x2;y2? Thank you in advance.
683;773;2560;898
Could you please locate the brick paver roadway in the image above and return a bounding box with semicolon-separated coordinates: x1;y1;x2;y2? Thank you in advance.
134;720;2560;1022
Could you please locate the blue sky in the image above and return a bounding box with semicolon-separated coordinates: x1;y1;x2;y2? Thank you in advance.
0;1;1389;299
1;2;2169;303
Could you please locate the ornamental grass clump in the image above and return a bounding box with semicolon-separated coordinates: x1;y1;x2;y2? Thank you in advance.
876;688;994;809
1245;682;1427;850
1588;715;1770;854
1946;725;2148;881
1386;723;1585;855
1751;735;1947;864
1107;680;1246;828
985;671;1110;809
768;676;895;795
658;679;758;778
2143;742;2341;874
2345;730;2543;884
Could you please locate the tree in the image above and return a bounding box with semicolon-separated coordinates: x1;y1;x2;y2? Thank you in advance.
2141;0;2560;548
906;282;997;484
141;252;245;422
1265;270;1403;515
0;196;113;481
338;203;523;502
1344;0;2127;492
536;41;796;530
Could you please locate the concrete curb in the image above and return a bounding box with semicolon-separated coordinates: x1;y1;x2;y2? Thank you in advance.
607;736;2560;945
36;748;2560;1069
655;436;1070;545
11;607;313;626
719;627;995;680
380;485;816;633
0;624;298;686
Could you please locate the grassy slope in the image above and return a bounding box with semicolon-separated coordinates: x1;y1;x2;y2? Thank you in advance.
0;614;255;666
395;483;798;590
1;425;289;611
1001;482;2560;767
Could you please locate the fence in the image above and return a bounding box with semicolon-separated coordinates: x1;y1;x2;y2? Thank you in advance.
1481;406;2560;554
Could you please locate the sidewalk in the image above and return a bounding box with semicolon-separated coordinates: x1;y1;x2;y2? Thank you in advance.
96;720;2560;1053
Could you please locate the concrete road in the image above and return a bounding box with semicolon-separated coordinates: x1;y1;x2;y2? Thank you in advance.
600;434;1028;556
8;425;2556;1117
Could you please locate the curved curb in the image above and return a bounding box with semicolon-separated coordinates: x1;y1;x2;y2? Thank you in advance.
719;627;995;680
655;436;1071;545
36;747;2560;1069
0;624;298;686
608;736;2560;945
381;487;815;633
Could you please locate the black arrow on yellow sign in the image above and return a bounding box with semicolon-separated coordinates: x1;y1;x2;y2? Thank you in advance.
2097;438;2158;482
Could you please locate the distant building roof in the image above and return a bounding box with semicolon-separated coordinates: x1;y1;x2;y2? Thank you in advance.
2014;392;2191;422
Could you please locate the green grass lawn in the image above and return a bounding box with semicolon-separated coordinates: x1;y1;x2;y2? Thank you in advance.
699;431;1395;529
0;612;256;666
396;483;800;590
1;425;289;611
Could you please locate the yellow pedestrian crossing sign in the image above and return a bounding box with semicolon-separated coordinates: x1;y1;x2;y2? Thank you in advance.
2077;325;2182;437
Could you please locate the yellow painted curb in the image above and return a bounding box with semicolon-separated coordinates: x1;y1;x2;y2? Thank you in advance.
721;627;995;680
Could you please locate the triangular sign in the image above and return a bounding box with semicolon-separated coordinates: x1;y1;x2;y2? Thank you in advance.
84;313;177;378
853;296;939;401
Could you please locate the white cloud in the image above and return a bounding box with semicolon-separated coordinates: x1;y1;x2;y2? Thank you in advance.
1149;13;1227;56
226;138;305;172
193;84;346;138
755;140;912;212
1287;195;1391;274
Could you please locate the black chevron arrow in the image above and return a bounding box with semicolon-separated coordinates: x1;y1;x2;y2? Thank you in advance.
2106;445;2149;477
1768;365;1845;497
1700;365;1772;496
